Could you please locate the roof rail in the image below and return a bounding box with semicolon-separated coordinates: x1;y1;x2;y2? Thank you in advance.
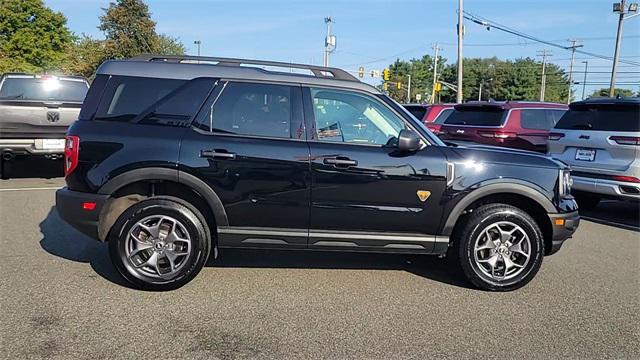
129;54;359;82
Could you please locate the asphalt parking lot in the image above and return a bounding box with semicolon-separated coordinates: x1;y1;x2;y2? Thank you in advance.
0;161;638;359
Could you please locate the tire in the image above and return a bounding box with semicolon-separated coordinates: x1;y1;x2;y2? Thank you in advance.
108;196;211;291
450;203;544;291
573;191;600;211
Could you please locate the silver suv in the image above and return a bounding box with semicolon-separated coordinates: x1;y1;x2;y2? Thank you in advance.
547;97;639;209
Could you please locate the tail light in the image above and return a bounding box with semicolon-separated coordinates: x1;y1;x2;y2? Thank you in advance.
478;131;516;139
64;135;79;177
612;175;640;183
427;125;441;135
548;132;565;141
610;136;640;146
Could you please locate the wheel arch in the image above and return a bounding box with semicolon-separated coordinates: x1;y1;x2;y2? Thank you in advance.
96;167;228;241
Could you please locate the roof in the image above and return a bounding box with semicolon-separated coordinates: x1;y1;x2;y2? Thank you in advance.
403;103;455;108
570;96;640;108
455;100;568;110
1;73;87;81
95;55;381;94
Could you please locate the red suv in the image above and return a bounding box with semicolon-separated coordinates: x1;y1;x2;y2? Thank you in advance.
403;103;454;135
438;101;568;152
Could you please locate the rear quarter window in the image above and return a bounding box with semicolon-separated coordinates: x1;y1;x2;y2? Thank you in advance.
433;108;454;124
554;106;640;132
520;109;553;130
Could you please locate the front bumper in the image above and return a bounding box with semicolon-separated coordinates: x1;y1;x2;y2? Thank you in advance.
572;175;640;200
547;210;580;253
56;187;109;240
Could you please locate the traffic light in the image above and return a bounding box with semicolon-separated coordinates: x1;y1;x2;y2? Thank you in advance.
434;82;442;92
358;66;364;79
396;82;401;89
383;68;390;81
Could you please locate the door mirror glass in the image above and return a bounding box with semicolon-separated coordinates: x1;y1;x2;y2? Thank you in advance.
397;129;421;152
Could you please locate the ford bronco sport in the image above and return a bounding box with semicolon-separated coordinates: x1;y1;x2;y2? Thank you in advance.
56;55;579;291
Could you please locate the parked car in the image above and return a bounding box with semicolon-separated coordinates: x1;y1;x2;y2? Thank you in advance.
56;55;579;291
0;74;89;163
403;103;454;135
547;97;640;209
439;101;567;152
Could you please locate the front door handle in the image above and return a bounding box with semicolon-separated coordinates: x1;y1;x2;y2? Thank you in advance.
324;157;357;167
200;149;236;160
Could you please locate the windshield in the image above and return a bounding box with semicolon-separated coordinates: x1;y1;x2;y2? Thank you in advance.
0;77;88;102
445;108;506;127
554;106;640;132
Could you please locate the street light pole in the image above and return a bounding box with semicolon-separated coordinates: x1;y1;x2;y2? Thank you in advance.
537;49;551;102
610;1;638;97
567;39;583;104
431;43;441;104
407;75;411;104
193;40;201;56
581;61;589;100
456;0;464;104
478;81;483;101
323;17;335;67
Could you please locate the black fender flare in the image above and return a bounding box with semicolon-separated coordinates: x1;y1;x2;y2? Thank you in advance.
441;183;556;236
98;167;228;227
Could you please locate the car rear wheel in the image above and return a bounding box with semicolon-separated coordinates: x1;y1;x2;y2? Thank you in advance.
451;203;544;291
108;196;211;291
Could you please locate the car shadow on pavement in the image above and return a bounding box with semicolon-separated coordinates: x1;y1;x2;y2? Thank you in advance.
38;206;473;290
38;206;132;288
1;157;63;179
580;200;640;231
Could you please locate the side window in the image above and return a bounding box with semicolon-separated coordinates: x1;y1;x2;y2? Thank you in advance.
95;76;186;122
201;82;300;139
520;109;552;130
433;108;454;124
309;88;405;145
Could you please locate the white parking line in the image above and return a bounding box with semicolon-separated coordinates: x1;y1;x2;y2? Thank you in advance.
0;187;61;192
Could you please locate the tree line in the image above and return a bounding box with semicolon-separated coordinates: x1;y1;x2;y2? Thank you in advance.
0;0;185;79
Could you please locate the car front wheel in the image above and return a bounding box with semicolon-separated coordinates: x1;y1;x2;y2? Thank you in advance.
452;203;544;291
108;196;211;291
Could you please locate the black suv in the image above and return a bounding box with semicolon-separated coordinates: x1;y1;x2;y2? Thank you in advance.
56;55;579;291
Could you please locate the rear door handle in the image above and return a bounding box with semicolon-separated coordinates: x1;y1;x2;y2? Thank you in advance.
200;149;236;160
324;157;357;167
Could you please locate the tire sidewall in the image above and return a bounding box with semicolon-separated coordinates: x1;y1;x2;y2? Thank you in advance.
460;207;544;291
109;198;210;290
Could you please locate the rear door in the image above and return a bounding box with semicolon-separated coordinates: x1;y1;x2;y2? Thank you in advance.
0;75;88;139
180;80;311;248
304;87;447;252
548;103;639;172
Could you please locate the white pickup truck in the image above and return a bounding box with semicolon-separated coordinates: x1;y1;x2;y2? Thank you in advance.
0;73;89;163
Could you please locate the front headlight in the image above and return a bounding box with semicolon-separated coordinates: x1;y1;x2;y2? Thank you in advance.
559;169;573;198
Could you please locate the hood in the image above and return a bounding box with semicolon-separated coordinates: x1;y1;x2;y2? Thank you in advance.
443;143;566;170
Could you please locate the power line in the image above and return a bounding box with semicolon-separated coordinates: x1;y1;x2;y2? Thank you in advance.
463;11;640;67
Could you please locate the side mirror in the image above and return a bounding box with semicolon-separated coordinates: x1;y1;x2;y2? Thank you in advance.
397;129;421;152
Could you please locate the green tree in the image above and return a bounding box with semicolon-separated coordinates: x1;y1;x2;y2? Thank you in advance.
0;0;73;73
63;34;107;78
99;0;158;59
156;34;186;55
590;87;634;98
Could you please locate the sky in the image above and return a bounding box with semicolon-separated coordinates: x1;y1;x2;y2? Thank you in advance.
46;0;640;97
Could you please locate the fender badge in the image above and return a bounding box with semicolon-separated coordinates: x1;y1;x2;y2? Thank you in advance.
417;190;431;202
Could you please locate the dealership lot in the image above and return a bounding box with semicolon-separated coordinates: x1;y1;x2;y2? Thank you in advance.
0;169;639;359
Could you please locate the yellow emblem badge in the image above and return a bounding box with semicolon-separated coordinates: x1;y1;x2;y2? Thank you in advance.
416;190;431;202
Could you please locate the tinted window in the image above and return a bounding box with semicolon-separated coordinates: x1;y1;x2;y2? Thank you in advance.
445;108;506;126
206;82;296;138
520;109;552;130
137;78;215;126
0;77;88;102
78;75;109;120
433;108;454;124
96;76;186;122
311;88;405;145
404;105;428;120
554;106;640;132
547;109;566;125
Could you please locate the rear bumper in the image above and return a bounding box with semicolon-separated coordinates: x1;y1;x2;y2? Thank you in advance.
55;187;109;241
547;210;580;253
572;175;640;200
0;138;66;155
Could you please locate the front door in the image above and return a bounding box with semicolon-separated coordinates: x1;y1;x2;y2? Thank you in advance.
180;81;310;248
303;87;447;252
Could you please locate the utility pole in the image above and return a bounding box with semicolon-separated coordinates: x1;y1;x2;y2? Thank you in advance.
581;60;589;100
323;17;336;67
610;1;638;97
407;75;411;104
456;0;464;103
537;50;551;101
193;40;201;56
567;39;583;104
430;43;442;104
478;81;483;101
